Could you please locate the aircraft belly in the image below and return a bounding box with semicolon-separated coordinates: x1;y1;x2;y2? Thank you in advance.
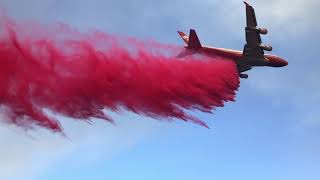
253;59;268;66
243;57;267;66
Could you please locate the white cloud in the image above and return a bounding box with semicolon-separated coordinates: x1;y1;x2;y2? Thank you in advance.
0;111;161;180
250;0;318;22
205;0;319;34
253;0;319;35
0;126;70;180
247;65;320;127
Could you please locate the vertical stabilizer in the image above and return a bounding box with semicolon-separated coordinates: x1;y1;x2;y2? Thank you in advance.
188;29;202;49
177;29;202;49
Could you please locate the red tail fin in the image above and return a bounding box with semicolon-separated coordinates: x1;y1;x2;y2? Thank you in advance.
176;29;202;58
188;29;202;49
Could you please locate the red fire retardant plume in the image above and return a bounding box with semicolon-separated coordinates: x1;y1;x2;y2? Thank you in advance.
0;17;239;132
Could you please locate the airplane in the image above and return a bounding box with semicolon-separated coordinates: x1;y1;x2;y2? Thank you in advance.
177;1;288;79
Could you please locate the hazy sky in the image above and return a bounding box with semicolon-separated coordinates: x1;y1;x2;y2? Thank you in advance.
0;0;319;180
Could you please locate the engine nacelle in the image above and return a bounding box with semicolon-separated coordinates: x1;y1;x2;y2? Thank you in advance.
246;27;268;35
258;28;268;35
239;74;248;79
259;44;273;51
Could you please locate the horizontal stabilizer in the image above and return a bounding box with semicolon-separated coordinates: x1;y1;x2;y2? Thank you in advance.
177;31;189;45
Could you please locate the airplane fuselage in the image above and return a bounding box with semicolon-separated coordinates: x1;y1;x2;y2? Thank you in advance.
193;46;288;69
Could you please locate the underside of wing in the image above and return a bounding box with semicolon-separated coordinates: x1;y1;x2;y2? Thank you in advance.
237;62;252;73
242;2;272;59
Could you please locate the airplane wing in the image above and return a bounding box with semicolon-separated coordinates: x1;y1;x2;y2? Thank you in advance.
244;1;261;48
242;1;271;60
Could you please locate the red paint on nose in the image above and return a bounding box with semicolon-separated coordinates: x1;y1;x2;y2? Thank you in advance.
268;56;288;67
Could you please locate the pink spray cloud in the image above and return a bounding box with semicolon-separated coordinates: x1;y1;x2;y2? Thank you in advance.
0;17;239;133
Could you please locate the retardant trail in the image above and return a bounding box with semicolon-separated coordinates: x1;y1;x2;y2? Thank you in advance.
0;17;240;132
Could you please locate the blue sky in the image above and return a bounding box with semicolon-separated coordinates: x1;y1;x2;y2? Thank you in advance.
0;0;319;180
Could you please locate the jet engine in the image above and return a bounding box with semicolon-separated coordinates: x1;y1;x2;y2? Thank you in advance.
246;27;268;35
239;74;248;79
259;44;273;51
258;28;268;34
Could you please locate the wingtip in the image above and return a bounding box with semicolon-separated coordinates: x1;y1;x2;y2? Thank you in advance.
177;31;185;36
243;1;251;6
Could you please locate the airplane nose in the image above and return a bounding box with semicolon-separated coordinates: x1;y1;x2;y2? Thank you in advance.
269;57;288;67
278;59;288;66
